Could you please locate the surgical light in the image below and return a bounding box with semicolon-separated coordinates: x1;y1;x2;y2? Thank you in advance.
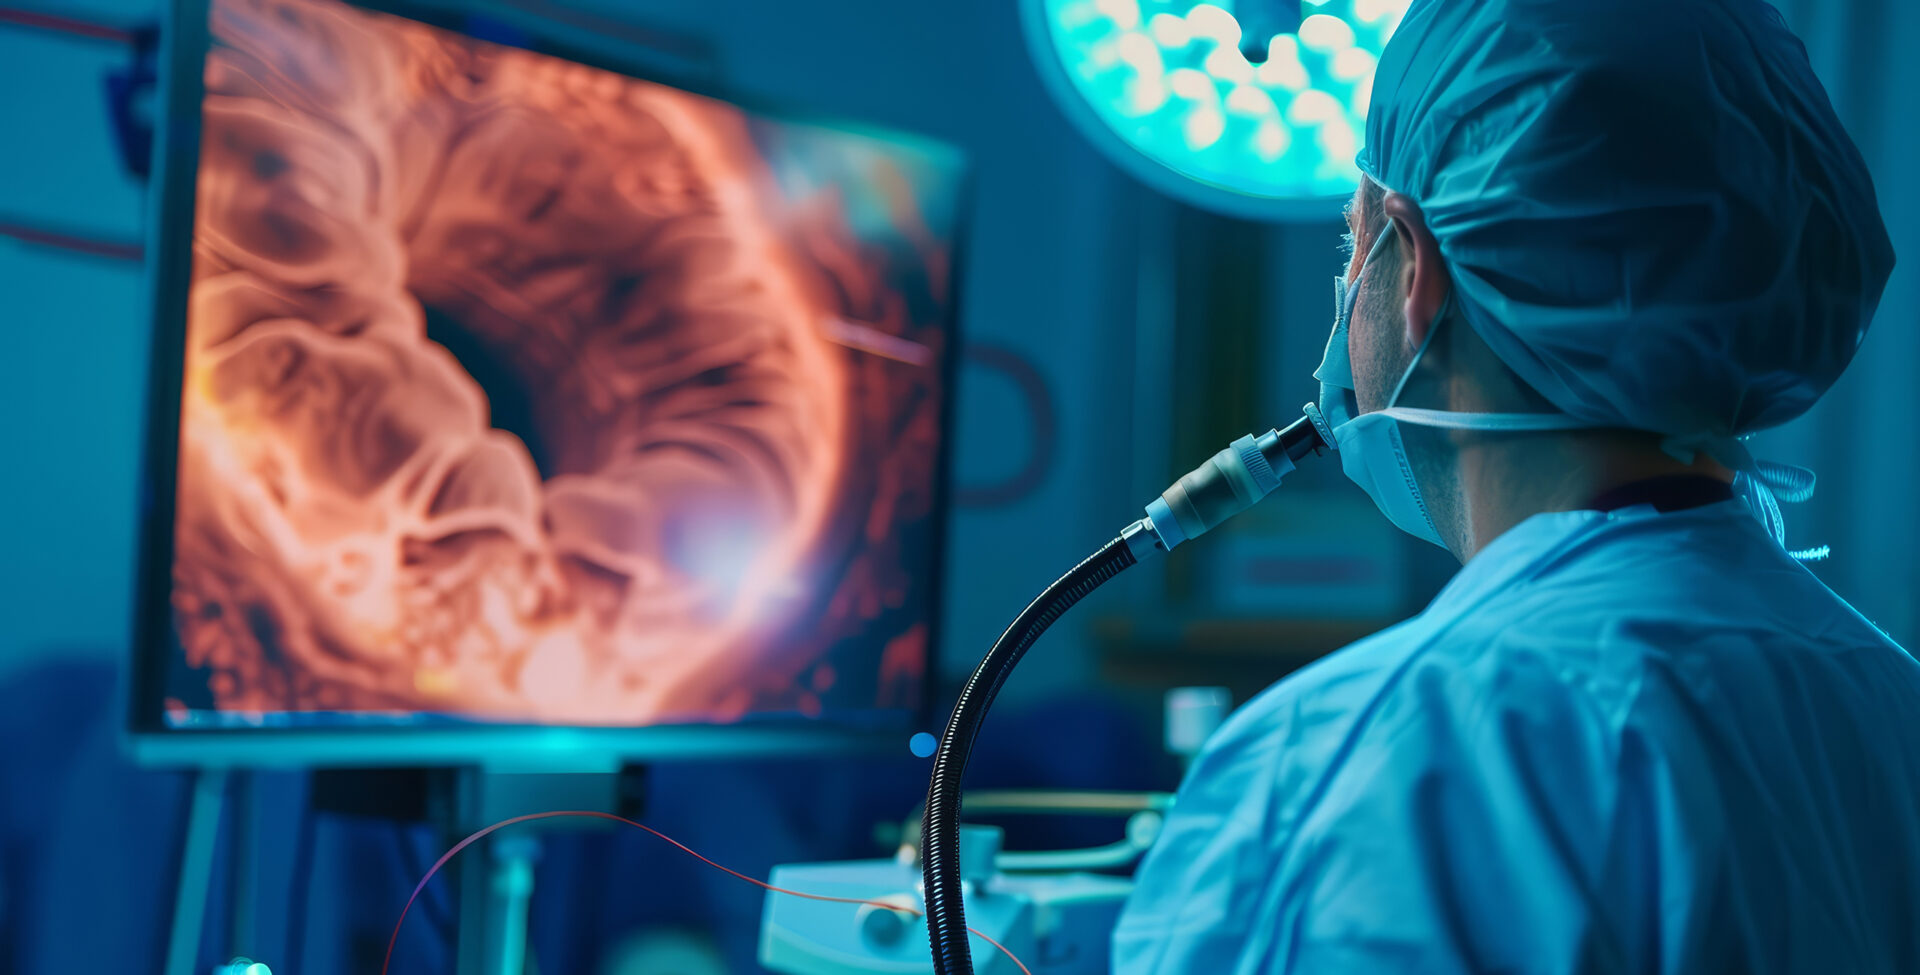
1022;0;1413;219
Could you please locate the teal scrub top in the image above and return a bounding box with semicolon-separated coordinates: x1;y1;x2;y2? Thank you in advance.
1115;500;1920;973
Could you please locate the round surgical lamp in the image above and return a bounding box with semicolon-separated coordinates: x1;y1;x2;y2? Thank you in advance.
1022;0;1411;219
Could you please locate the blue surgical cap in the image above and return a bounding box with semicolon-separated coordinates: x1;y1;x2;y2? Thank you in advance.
1362;0;1896;440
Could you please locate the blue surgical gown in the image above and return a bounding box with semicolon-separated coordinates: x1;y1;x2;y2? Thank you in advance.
1114;500;1920;973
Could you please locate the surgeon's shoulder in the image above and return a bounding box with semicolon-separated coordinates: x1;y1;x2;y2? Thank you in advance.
1200;605;1630;791
1195;620;1446;774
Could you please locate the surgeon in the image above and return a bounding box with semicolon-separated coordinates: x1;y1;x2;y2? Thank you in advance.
1114;0;1917;971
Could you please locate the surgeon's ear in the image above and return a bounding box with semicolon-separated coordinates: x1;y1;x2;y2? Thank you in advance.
1381;193;1449;351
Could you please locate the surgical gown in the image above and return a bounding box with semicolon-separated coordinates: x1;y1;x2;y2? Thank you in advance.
1114;500;1920;973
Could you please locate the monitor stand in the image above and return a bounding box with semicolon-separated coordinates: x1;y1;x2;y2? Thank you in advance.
166;768;231;975
162;761;640;975
449;760;633;975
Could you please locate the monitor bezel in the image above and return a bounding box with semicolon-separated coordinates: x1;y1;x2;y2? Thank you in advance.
126;0;969;768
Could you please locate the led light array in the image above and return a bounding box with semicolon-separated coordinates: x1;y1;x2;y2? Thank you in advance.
1039;0;1408;205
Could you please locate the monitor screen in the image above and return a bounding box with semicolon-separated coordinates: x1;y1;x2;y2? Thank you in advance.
130;0;965;759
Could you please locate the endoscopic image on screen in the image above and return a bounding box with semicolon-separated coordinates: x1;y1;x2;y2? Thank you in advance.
160;0;964;729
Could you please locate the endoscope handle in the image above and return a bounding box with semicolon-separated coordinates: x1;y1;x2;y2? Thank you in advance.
1135;407;1331;556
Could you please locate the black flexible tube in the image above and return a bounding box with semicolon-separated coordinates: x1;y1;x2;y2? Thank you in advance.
918;412;1325;971
920;535;1140;974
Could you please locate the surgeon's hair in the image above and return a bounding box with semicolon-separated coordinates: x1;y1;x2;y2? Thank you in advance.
1345;176;1392;276
1355;177;1389;253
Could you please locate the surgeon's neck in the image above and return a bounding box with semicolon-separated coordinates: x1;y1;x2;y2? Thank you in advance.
1444;432;1734;562
1394;295;1734;563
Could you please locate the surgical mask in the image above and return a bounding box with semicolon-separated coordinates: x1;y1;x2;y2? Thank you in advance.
1314;228;1592;549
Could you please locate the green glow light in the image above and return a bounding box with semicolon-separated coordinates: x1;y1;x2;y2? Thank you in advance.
1026;0;1412;217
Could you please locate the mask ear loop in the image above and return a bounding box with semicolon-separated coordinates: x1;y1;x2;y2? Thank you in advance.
1383;289;1451;412
1349;211;1454;415
1344;224;1425;406
1369;231;1589;432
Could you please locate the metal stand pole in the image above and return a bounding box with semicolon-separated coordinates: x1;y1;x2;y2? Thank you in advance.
454;819;490;975
449;763;623;975
228;771;256;961
491;835;542;975
166;767;230;975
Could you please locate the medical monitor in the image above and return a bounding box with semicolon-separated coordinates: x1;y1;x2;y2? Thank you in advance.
128;0;966;765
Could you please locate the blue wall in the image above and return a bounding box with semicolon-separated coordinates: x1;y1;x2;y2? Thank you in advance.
0;3;152;669
1753;0;1920;646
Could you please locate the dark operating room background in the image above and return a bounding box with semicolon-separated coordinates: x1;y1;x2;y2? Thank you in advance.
1;0;1915;973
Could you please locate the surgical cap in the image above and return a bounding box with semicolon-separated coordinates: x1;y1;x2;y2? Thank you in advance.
1361;0;1896;440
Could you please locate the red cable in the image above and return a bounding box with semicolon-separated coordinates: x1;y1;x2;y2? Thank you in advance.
382;809;1034;975
0;10;145;264
0;7;135;44
0;220;143;262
